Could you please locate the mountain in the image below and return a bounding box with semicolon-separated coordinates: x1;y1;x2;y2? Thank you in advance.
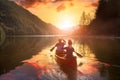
88;0;120;36
0;0;59;36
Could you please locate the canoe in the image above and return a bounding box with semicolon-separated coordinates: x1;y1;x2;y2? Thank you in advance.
55;53;77;70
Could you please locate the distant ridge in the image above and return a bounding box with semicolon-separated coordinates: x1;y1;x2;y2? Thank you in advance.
0;0;60;35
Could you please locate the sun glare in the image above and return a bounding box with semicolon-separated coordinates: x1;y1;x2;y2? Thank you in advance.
59;20;73;30
57;16;76;30
28;0;98;31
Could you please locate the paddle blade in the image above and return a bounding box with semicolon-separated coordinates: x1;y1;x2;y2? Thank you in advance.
50;47;55;52
76;52;83;58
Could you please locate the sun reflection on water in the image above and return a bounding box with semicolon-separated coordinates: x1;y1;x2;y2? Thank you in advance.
22;39;108;80
72;39;97;66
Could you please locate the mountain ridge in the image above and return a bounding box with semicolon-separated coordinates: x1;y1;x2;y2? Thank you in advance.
0;0;60;36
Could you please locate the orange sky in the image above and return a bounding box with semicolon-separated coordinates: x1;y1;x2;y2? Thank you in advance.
19;0;99;30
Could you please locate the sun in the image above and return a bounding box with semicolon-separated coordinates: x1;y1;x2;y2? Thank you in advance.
59;20;73;30
56;16;76;30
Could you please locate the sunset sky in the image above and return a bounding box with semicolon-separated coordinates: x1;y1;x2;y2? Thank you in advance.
13;0;99;30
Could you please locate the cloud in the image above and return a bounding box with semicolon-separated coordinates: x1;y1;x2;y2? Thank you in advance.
84;0;99;8
69;2;74;7
57;3;66;12
91;2;98;7
56;2;74;12
12;0;74;8
11;0;98;12
14;0;40;8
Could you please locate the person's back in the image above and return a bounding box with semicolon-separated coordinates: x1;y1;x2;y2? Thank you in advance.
55;42;65;53
50;39;65;54
64;46;74;58
64;40;75;58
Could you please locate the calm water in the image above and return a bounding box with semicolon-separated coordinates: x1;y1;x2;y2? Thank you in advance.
0;37;120;80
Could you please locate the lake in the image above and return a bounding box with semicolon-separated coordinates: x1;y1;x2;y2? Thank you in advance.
0;36;120;80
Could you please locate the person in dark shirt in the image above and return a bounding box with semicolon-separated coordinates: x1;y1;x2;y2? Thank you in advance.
64;39;83;58
64;39;75;58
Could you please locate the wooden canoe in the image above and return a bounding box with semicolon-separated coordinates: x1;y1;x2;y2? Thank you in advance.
55;53;77;70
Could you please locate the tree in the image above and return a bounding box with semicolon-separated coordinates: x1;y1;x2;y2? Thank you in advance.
80;11;93;26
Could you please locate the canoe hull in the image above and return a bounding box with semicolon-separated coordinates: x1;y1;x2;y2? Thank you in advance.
55;53;77;70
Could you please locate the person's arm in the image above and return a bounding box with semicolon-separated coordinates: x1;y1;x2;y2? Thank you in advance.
50;46;55;52
50;43;57;52
62;39;66;44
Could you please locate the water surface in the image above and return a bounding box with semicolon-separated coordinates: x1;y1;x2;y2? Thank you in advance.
0;37;120;80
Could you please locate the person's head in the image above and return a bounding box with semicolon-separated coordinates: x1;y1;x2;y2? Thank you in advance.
58;39;62;43
68;39;72;45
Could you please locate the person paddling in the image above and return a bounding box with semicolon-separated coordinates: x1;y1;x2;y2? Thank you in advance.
50;38;66;55
64;40;83;59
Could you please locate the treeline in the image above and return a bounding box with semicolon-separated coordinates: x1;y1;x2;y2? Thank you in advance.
88;0;120;36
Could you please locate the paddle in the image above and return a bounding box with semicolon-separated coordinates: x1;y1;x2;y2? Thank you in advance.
74;51;83;58
50;46;55;52
74;52;83;66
